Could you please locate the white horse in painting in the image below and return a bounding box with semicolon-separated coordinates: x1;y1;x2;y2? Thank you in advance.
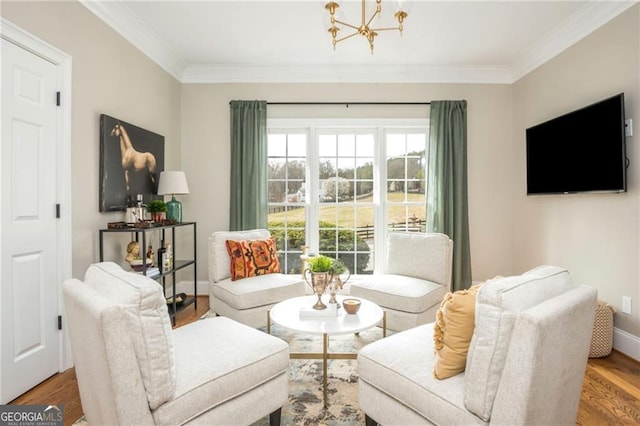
110;123;157;195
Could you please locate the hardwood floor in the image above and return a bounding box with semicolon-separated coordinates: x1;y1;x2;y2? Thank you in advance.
10;295;640;426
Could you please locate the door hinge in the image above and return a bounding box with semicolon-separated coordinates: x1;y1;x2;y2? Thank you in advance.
56;204;60;218
56;91;61;106
57;315;62;330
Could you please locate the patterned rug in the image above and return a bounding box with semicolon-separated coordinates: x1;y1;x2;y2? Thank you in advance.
74;312;386;426
247;323;384;426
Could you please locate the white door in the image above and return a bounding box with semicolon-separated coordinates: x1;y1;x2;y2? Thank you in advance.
1;37;60;403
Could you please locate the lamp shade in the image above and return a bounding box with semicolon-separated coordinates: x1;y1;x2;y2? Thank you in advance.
157;171;190;195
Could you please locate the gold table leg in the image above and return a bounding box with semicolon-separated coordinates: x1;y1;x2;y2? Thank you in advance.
383;310;387;337
267;309;271;334
323;333;328;409
278;310;387;409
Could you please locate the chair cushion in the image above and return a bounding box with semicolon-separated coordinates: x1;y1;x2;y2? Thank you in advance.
358;323;485;425
349;274;446;313
84;262;176;410
433;284;481;379
464;265;574;421
386;232;452;284
210;229;270;282
225;237;281;281
212;273;305;310
152;316;289;425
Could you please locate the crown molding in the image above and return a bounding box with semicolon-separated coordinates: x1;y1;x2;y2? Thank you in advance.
80;0;637;85
79;0;186;81
509;1;638;83
180;64;513;84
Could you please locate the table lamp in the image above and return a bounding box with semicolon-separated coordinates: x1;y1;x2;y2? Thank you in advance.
157;171;190;222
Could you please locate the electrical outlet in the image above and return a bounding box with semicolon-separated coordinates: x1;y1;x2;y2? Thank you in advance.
622;296;632;315
625;119;633;137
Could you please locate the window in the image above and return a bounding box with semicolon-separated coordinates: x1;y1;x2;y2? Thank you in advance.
268;119;428;275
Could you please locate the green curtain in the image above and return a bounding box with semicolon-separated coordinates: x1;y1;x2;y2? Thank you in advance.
229;100;268;231
427;100;472;291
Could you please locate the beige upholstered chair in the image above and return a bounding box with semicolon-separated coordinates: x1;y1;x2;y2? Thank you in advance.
350;232;453;331
64;262;289;425
209;229;306;328
357;265;597;425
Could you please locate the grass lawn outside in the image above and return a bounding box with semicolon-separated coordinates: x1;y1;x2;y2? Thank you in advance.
268;193;426;229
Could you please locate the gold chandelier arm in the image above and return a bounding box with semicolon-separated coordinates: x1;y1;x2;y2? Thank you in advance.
370;26;402;32
335;31;360;44
334;19;360;31
365;9;380;28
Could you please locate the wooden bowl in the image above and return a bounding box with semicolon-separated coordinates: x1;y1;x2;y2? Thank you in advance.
343;298;361;314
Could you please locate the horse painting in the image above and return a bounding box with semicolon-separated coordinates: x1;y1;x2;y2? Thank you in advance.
99;114;164;212
110;123;157;194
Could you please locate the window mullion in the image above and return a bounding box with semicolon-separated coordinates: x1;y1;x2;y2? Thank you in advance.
374;126;387;273
307;127;319;253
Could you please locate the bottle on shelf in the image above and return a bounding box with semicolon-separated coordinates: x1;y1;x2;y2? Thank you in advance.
164;243;173;271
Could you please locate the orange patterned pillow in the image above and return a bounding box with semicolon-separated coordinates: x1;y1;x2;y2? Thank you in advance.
225;238;281;281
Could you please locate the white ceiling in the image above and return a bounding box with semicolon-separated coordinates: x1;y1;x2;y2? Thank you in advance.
80;0;637;84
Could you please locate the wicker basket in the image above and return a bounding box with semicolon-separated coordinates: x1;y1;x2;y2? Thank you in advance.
589;300;614;358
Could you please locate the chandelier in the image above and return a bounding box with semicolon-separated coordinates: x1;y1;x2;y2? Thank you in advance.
324;0;408;54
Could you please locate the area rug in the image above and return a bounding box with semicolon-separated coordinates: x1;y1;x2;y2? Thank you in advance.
74;311;386;426
203;310;386;426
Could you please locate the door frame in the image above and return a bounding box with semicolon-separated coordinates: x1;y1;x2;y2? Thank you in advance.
0;18;73;374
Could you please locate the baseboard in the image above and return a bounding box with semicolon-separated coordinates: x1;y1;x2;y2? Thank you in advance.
613;327;640;361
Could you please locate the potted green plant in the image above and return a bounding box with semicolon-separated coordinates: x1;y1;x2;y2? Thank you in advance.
328;258;350;304
307;255;334;272
147;199;167;222
304;255;335;309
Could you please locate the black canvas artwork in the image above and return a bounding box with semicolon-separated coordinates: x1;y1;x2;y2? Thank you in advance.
99;114;164;212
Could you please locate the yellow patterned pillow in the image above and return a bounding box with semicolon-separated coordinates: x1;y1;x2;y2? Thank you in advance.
433;284;482;380
225;238;281;281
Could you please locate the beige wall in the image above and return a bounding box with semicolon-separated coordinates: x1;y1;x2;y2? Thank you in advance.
4;1;639;341
181;83;515;285
1;1;182;279
513;6;640;336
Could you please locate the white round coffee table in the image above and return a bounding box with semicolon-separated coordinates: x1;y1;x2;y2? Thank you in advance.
268;295;386;408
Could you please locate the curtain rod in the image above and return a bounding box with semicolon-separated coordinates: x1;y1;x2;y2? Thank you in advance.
266;102;430;106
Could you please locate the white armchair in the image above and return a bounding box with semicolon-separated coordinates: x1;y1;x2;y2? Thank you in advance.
350;232;453;331
64;262;289;425
357;265;597;425
209;229;306;328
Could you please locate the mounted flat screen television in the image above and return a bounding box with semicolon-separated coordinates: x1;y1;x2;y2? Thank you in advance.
526;93;627;195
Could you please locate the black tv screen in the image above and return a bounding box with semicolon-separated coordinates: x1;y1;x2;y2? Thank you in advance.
526;93;627;195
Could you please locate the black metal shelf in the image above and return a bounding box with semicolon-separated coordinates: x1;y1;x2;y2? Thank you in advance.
99;222;197;325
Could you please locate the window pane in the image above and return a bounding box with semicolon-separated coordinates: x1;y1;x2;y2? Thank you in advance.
356;134;374;157
387;158;406;179
268;181;286;203
407;133;426;153
288;134;307;157
337;158;355;180
338;134;355;156
268;134;286;156
387;134;406;156
356;158;373;179
287;160;305;180
356;180;373;198
268;158;286;179
319;159;337;179
319;134;336;157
